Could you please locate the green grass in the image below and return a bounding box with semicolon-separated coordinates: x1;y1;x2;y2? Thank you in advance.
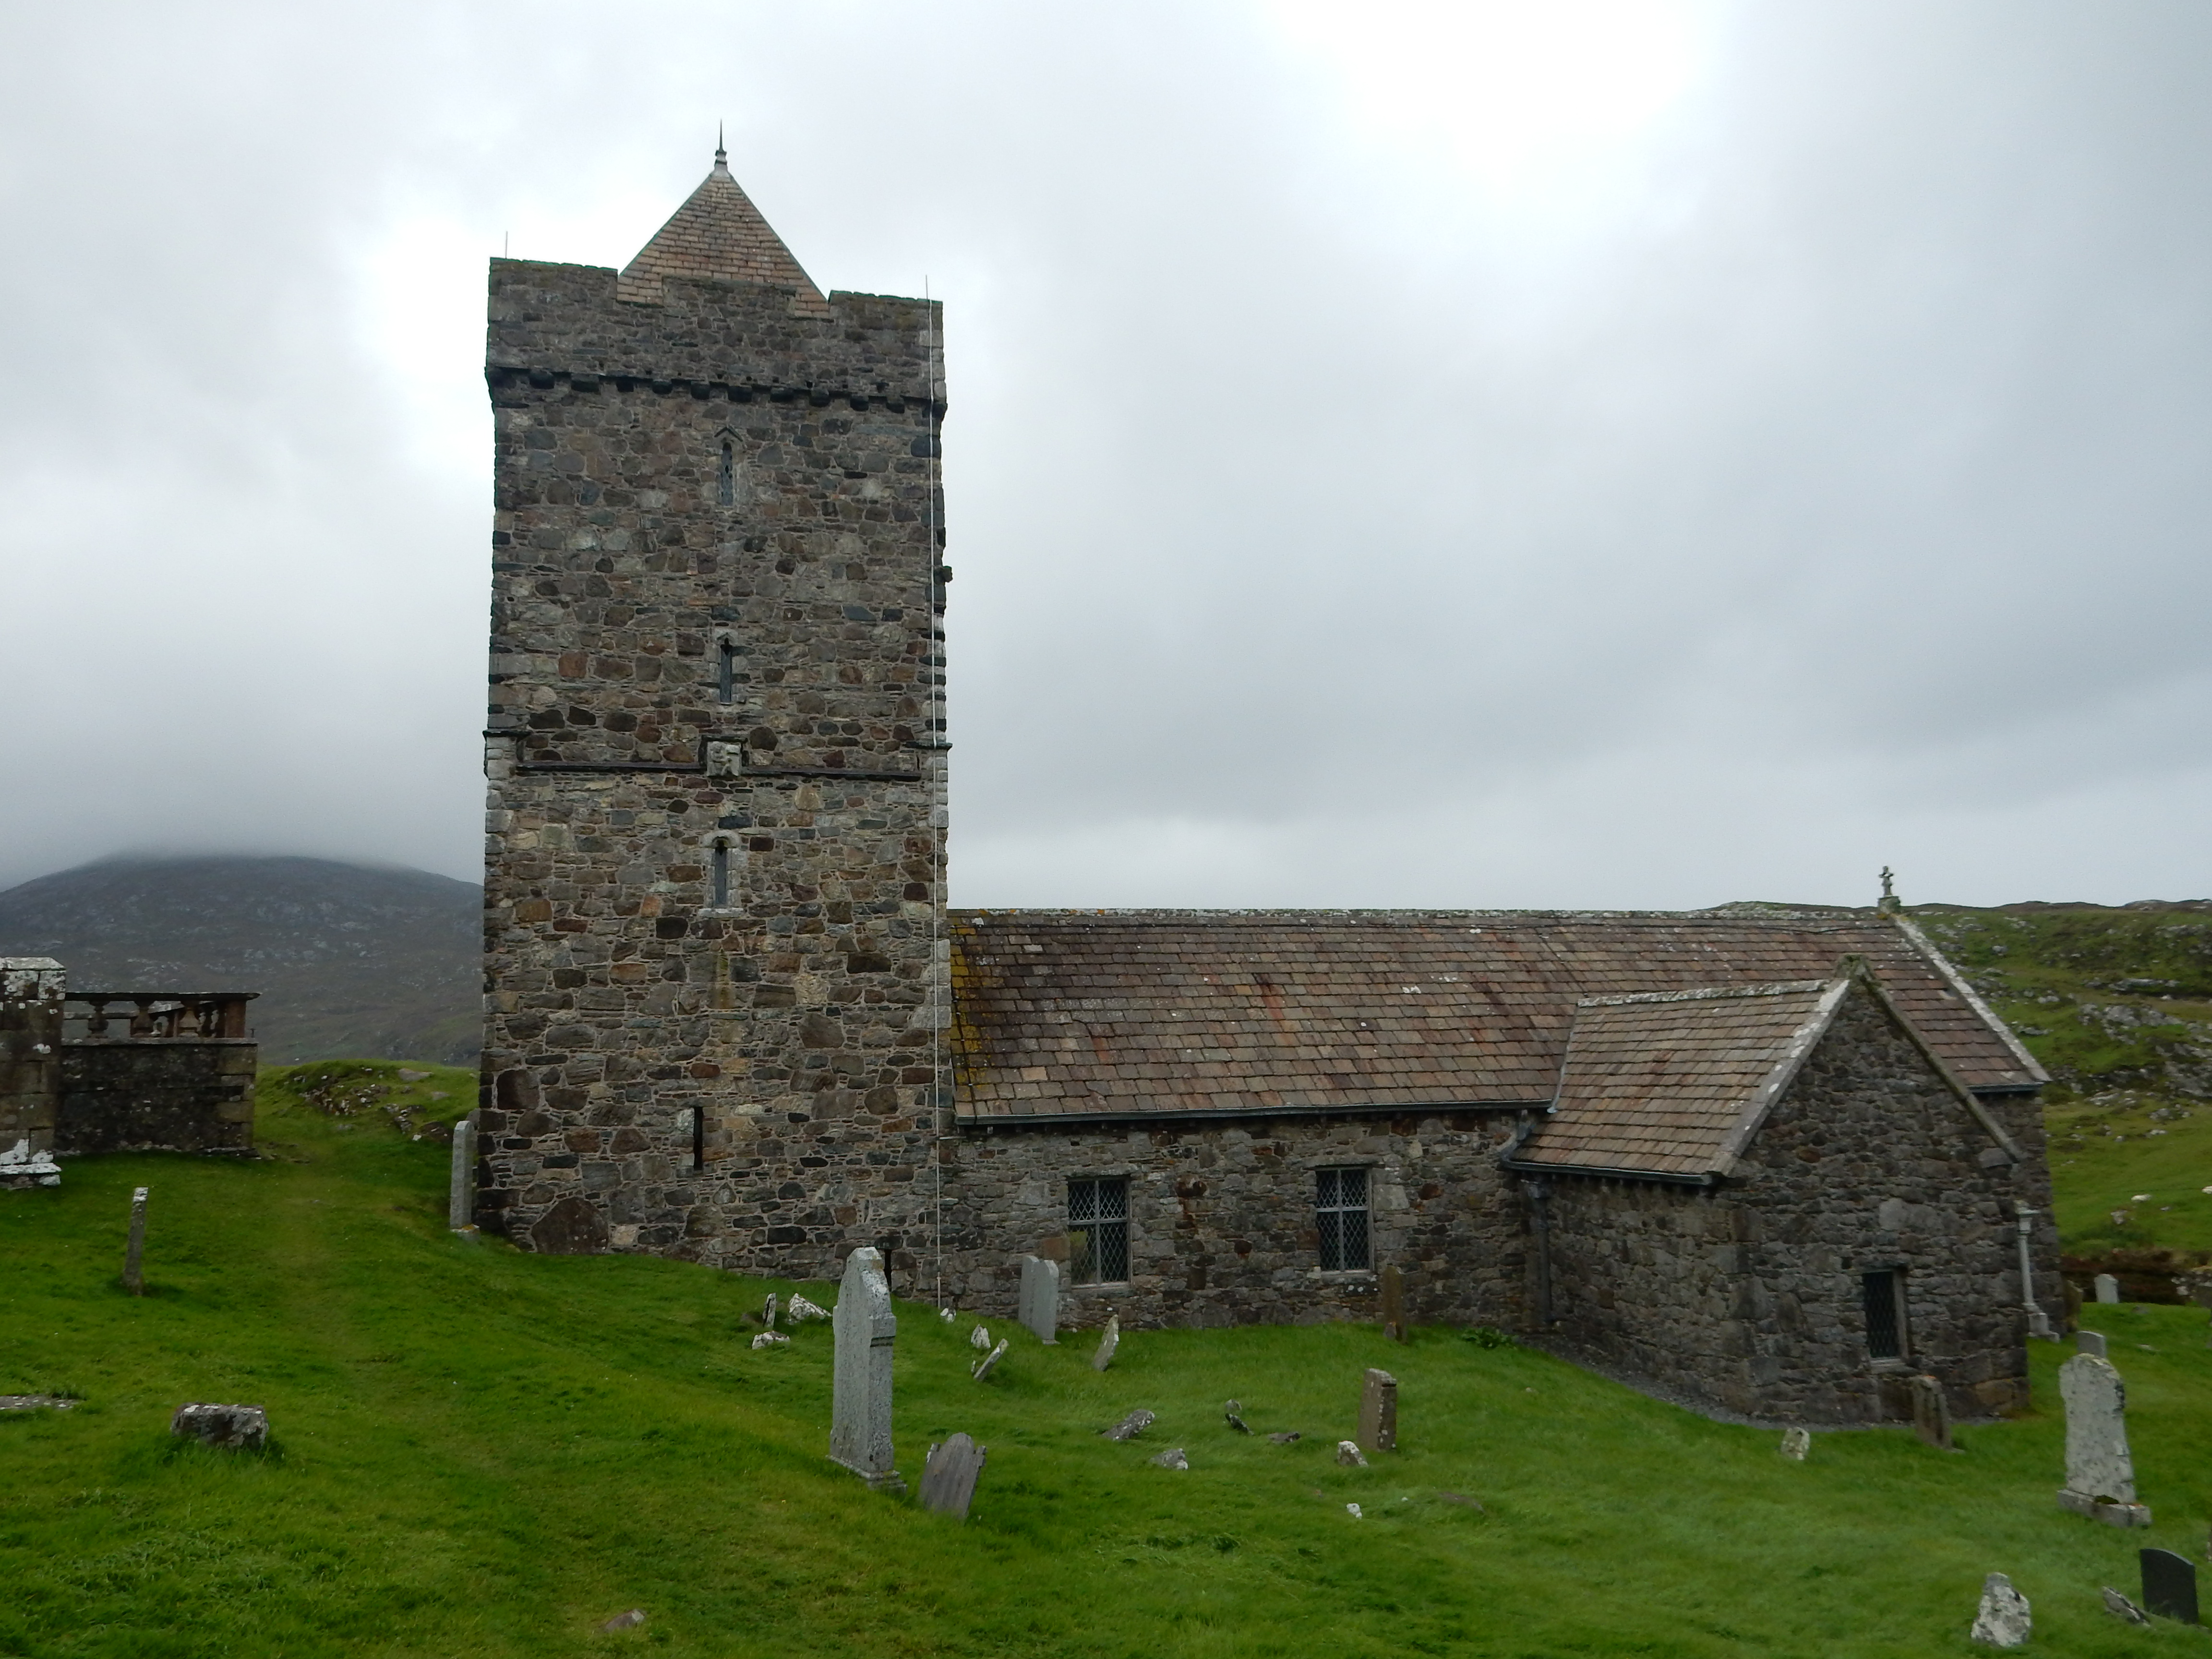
6;1074;2212;1656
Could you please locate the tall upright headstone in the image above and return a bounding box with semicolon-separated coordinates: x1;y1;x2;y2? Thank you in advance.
121;1186;149;1295
2077;1330;2108;1358
1092;1313;1119;1371
1381;1264;1407;1343
448;1114;478;1233
2095;1273;2121;1304
830;1247;904;1493
2057;1352;2151;1527
1017;1255;1059;1345
1358;1367;1397;1453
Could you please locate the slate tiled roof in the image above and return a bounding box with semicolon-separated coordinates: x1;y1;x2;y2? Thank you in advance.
616;151;830;313
948;909;2044;1123
1513;981;1844;1179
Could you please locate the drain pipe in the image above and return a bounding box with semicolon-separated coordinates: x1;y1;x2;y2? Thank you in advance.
2016;1203;2057;1341
1522;1177;1556;1326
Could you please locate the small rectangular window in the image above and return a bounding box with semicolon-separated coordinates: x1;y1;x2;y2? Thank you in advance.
1068;1177;1129;1285
717;638;737;705
1316;1166;1370;1271
718;440;736;507
1863;1269;1907;1359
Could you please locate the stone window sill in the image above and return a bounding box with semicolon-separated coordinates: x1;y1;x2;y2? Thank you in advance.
1068;1280;1131;1295
1311;1269;1378;1285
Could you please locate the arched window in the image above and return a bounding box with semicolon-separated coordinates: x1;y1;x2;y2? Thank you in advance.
717;635;737;705
718;439;735;506
711;842;732;909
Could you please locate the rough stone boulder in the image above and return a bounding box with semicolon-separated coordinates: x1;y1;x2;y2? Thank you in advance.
170;1403;269;1449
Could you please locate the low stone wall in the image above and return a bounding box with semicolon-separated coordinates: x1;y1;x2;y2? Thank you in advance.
0;960;64;1154
57;1041;257;1155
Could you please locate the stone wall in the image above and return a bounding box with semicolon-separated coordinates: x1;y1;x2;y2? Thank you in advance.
934;1110;1534;1331
1539;981;2054;1423
0;960;64;1154
476;255;950;1273
56;1040;256;1155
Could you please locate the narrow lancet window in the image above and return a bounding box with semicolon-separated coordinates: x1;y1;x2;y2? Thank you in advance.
717;637;737;705
718;439;735;506
710;842;732;909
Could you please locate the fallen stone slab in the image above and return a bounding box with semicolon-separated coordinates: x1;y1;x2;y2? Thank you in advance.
1268;1431;1301;1444
0;1395;74;1413
2104;1586;2150;1624
1103;1408;1155;1442
1148;1447;1188;1470
599;1609;646;1632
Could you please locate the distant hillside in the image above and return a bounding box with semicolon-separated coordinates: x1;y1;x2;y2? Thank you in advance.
0;856;479;1065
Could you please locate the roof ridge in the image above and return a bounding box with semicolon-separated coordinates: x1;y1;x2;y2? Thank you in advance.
1575;978;1832;1008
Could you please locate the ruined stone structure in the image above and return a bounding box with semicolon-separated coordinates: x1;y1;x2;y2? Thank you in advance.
474;152;2058;1425
1;958;257;1167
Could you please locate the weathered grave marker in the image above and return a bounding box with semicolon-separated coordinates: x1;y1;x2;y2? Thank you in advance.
2095;1273;2121;1304
2142;1549;2200;1624
448;1114;477;1232
1908;1373;1953;1450
969;1323;991;1350
2104;1587;2150;1624
829;1247;904;1493
1779;1428;1810;1460
1268;1431;1301;1444
1225;1399;1251;1434
1358;1367;1397;1453
919;1433;987;1521
121;1187;149;1295
1970;1573;2031;1648
1017;1255;1059;1345
972;1337;1009;1382
1102;1408;1154;1442
788;1294;828;1322
1092;1314;1119;1371
1335;1440;1369;1467
2077;1330;2108;1358
1149;1446;1188;1470
2057;1352;2151;1526
1382;1263;1407;1342
762;1293;780;1330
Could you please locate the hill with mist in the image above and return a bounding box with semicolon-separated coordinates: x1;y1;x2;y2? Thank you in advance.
0;855;479;1065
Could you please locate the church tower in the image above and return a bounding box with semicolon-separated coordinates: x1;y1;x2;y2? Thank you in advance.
475;147;949;1284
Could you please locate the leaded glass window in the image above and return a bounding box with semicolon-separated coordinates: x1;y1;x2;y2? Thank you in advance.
1069;1177;1129;1285
1316;1166;1370;1272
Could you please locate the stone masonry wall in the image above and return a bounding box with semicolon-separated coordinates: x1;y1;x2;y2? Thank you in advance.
934;1111;1533;1332
56;1041;257;1155
1540;983;2052;1423
477;255;950;1277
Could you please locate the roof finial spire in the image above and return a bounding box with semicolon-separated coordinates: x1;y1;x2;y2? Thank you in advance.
715;121;726;168
1877;866;1898;914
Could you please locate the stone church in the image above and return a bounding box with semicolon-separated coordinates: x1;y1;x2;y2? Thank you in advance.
475;149;2060;1424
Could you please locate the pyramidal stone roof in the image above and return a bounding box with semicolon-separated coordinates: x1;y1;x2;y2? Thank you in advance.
616;147;830;314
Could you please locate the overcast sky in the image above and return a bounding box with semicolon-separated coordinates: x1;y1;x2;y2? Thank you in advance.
2;0;2207;909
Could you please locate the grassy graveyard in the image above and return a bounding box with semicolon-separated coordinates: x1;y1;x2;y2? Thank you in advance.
3;1067;2212;1657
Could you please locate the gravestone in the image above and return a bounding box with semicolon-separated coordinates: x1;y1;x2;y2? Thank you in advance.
448;1114;477;1232
1225;1400;1251;1434
1149;1447;1188;1469
1358;1367;1397;1454
1970;1573;2032;1648
2077;1330;2108;1358
2057;1352;2151;1526
918;1433;987;1521
829;1247;904;1492
170;1403;268;1450
121;1187;149;1295
1779;1428;1810;1461
1908;1373;1953;1450
788;1294;828;1322
969;1323;991;1350
1269;1431;1301;1444
2142;1549;2200;1624
1102;1408;1154;1441
2095;1273;2121;1304
1017;1255;1059;1345
1092;1314;1119;1371
972;1337;1009;1382
1336;1440;1369;1467
2104;1587;2150;1624
1381;1263;1407;1342
763;1293;780;1330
